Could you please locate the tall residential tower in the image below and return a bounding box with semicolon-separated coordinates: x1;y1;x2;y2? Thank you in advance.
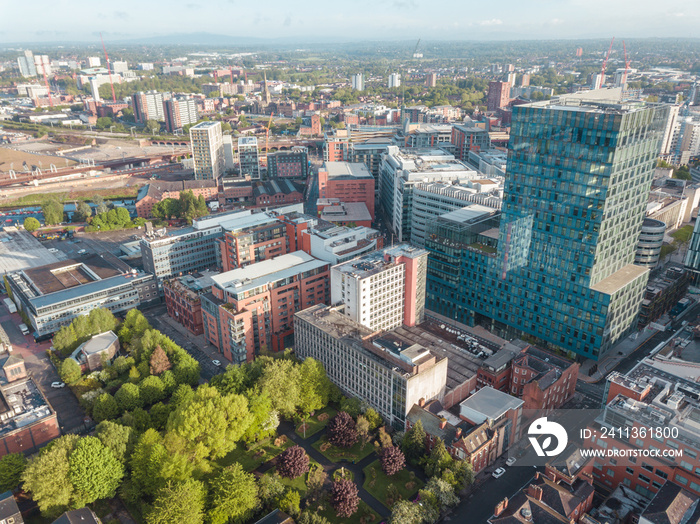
427;95;669;360
190;121;225;181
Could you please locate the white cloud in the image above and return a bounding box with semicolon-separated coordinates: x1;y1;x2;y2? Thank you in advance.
479;18;503;26
550;18;564;25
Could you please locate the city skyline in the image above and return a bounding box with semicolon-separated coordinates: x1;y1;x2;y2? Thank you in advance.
1;0;699;44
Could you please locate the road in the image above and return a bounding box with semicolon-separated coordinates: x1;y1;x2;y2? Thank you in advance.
141;304;223;382
573;301;700;408
450;464;542;523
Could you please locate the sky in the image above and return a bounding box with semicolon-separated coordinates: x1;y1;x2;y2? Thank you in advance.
1;0;698;44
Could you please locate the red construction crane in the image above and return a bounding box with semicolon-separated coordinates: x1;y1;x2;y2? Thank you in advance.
600;37;615;87
622;41;632;86
41;66;53;108
100;33;117;103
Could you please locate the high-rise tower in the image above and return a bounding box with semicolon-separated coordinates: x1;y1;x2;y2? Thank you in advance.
426;95;669;360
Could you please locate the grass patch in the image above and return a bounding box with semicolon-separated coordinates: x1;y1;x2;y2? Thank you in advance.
270;459;322;498
295;406;337;439
217;435;293;471
313;436;376;463
316;500;382;524
0;188;141;209
362;459;424;509
660;243;677;259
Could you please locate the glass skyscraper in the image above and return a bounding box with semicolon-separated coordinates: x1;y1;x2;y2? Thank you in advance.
427;95;668;360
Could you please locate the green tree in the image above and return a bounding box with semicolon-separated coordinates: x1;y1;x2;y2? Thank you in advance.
278;489;301;517
23;216;40;232
42;199;64;225
75;201;92;222
258;473;285;511
241;393;277;443
22;435;80;518
95;420;137;464
92;195;108;215
298;358;332;414
171;384;195;407
115;383;142;412
422;438;453;477
207;464;260;524
364;408;382;431
139;375;166;406
0;453;26;492
92;393;120;422
389;499;423;524
145;120;161;134
96;117;113;129
53;324;78;356
257;359;301;418
88;308;118;334
129;429;167;498
166;385;253;459
68;436;124;505
402;420;427;465
674;165;692;180
146;479;206;524
59;358;81;384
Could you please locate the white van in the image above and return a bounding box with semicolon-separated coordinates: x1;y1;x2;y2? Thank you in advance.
18;323;29;335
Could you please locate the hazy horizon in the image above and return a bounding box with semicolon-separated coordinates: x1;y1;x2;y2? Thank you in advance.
2;0;698;45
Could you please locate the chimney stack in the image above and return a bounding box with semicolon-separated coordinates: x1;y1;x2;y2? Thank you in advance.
439;418;447;430
527;484;543;501
455;427;462;438
419;397;425;408
494;497;508;516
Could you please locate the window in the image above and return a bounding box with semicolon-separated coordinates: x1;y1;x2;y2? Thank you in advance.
626;467;634;475
639;474;651;483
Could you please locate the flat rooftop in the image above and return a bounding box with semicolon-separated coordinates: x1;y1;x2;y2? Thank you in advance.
320;202;372;223
332;244;428;279
0;378;53;438
191;121;221;129
322;162;374;180
23;253;128;295
459;386;523;423
590;264;649;295
211;251;328;296
0;228;60;274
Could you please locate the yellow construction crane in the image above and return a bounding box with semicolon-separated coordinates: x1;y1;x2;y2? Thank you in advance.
264;111;274;167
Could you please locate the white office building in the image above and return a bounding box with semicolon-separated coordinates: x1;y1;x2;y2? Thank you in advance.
388;73;401;89
379;146;480;242
351;74;364;91
190;121;225;181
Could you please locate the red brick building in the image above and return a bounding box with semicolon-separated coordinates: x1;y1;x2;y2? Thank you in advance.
490;465;595;524
511;346;579;412
318;162;375;220
487;81;511;112
201;251;330;359
253;180;304;208
163;273;216;335
135;180;219;218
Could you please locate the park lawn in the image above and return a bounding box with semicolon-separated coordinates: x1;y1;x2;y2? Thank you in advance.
295;406;337;439
217;436;293;471
317;500;382;524
362;459;424;509
267;459;322;498
313;435;376;463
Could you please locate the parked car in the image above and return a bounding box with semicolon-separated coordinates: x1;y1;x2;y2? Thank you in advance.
51;382;66;389
78;249;87;255
212;360;221;367
492;467;506;479
506;457;517;466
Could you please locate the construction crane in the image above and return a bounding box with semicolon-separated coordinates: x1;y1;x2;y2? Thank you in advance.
264;112;274;167
412;38;423;59
100;33;117;103
621;41;632;86
600;37;615;88
40;65;53;108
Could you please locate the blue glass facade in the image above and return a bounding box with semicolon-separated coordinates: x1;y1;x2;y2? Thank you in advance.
427;98;669;360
